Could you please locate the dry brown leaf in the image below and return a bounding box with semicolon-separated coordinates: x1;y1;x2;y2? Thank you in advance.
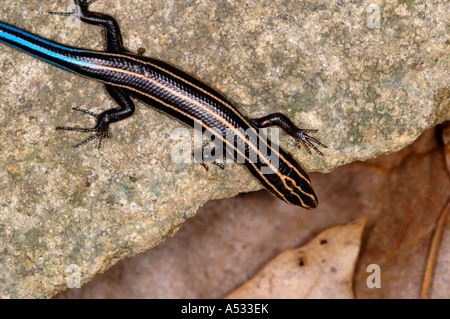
420;124;450;299
354;130;450;298
426;201;450;299
421;200;450;298
442;121;450;172
225;218;366;299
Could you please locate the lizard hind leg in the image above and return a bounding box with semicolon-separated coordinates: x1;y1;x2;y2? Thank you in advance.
55;107;111;150
56;86;135;149
50;0;125;53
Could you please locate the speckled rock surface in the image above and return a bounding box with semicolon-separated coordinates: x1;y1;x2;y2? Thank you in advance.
0;0;448;298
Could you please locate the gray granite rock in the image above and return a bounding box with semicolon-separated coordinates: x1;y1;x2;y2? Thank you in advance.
0;0;448;298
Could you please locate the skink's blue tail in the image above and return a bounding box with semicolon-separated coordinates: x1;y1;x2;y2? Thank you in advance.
0;21;90;74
